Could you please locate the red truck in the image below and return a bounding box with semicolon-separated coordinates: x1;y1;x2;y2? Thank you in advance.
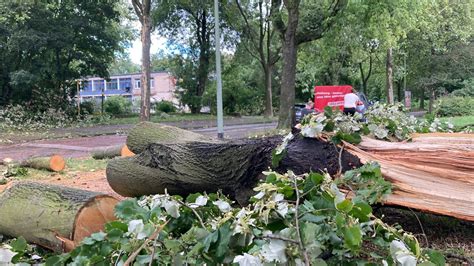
295;85;369;122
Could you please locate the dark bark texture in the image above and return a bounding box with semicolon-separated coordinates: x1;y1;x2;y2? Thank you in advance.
107;134;361;204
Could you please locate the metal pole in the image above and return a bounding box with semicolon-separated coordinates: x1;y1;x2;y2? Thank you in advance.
77;80;81;116
214;0;224;139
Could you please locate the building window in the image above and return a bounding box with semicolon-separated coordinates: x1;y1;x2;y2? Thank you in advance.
151;78;154;88
81;80;91;91
135;79;141;89
107;78;118;90
95;80;105;91
120;78;132;93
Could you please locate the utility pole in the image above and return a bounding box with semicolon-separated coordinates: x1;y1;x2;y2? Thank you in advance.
76;80;81;116
214;0;224;139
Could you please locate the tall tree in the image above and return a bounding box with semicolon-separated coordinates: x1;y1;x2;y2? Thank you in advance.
0;1;127;107
273;0;346;128
227;0;281;117
131;0;153;121
154;0;221;113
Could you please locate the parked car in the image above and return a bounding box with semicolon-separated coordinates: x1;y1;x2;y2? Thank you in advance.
295;104;316;123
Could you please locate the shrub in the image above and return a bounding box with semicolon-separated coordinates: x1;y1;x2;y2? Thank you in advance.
155;100;176;113
0;104;74;131
104;96;131;116
80;101;95;115
435;96;474;117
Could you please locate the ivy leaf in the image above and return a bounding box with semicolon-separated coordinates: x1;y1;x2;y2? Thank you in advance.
349;202;372;222
105;221;128;232
215;223;232;262
202;230;219;252
343;226;362;249
336;199;353;213
114;199;148;221
424;249;445;266
10;237;27;253
91;232;106;242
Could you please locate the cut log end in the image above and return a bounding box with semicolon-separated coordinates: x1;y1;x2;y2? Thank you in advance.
72;196;118;250
49;155;66;172
121;145;135;157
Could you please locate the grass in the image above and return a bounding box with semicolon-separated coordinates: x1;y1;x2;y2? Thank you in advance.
0;157;108;182
104;113;219;125
440;115;474;129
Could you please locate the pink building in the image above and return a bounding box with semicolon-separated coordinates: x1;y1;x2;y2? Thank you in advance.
79;71;178;105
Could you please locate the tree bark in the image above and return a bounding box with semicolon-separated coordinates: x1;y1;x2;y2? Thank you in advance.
140;11;152;121
0;182;118;252
428;87;435;114
2;155;66;172
107;134;361;204
386;47;394;104
126;122;219;154
277;0;300;129
91;145;123;159
420;87;425;110
263;64;273;117
132;0;152;121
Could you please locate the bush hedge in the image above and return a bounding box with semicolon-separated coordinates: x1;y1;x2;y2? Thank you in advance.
104;96;131;116
436;96;474;117
155;100;176;113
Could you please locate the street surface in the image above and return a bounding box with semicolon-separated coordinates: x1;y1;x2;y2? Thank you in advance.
0;122;277;161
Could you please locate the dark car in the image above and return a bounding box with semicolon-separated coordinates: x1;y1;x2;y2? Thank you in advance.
295;104;316;123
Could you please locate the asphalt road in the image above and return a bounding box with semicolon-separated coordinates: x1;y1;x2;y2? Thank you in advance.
0;122;278;161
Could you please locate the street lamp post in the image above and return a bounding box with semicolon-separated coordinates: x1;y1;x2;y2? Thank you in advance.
214;0;224;139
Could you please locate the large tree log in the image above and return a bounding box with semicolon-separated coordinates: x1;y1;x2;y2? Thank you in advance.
0;182;118;252
126;122;219;154
344;133;474;221
107;136;361;203
2;155;65;172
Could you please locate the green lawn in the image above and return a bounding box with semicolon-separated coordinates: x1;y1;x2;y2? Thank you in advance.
103;113;218;125
440;115;474;129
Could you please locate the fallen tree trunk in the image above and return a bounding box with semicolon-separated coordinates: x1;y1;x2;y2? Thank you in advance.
345;133;474;221
2;155;66;172
92;145;123;159
107;135;361;203
0;182;118;252
91;145;135;159
126;122;219;154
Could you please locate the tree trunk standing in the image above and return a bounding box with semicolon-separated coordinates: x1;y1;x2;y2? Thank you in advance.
420;87;425;110
277;0;300;129
263;65;273;117
192;10;211;114
132;0;152;122
386;47;394;104
140;13;152;121
428;87;435;114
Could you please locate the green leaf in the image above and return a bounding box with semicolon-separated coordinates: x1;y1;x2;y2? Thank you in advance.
10;237;27;252
324;106;333;118
114;199;148;221
215;223;232;262
81;237;95;245
323;120;335;132
301;214;325;223
313;258;328;266
105;221;128;232
424;249;445;266
336;199;353;213
349;202;372;222
343;225;362;249
202;230;218;252
309;172;324;185
91;232;106;241
106;228;124;242
265;173;278;183
271;149;286;168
